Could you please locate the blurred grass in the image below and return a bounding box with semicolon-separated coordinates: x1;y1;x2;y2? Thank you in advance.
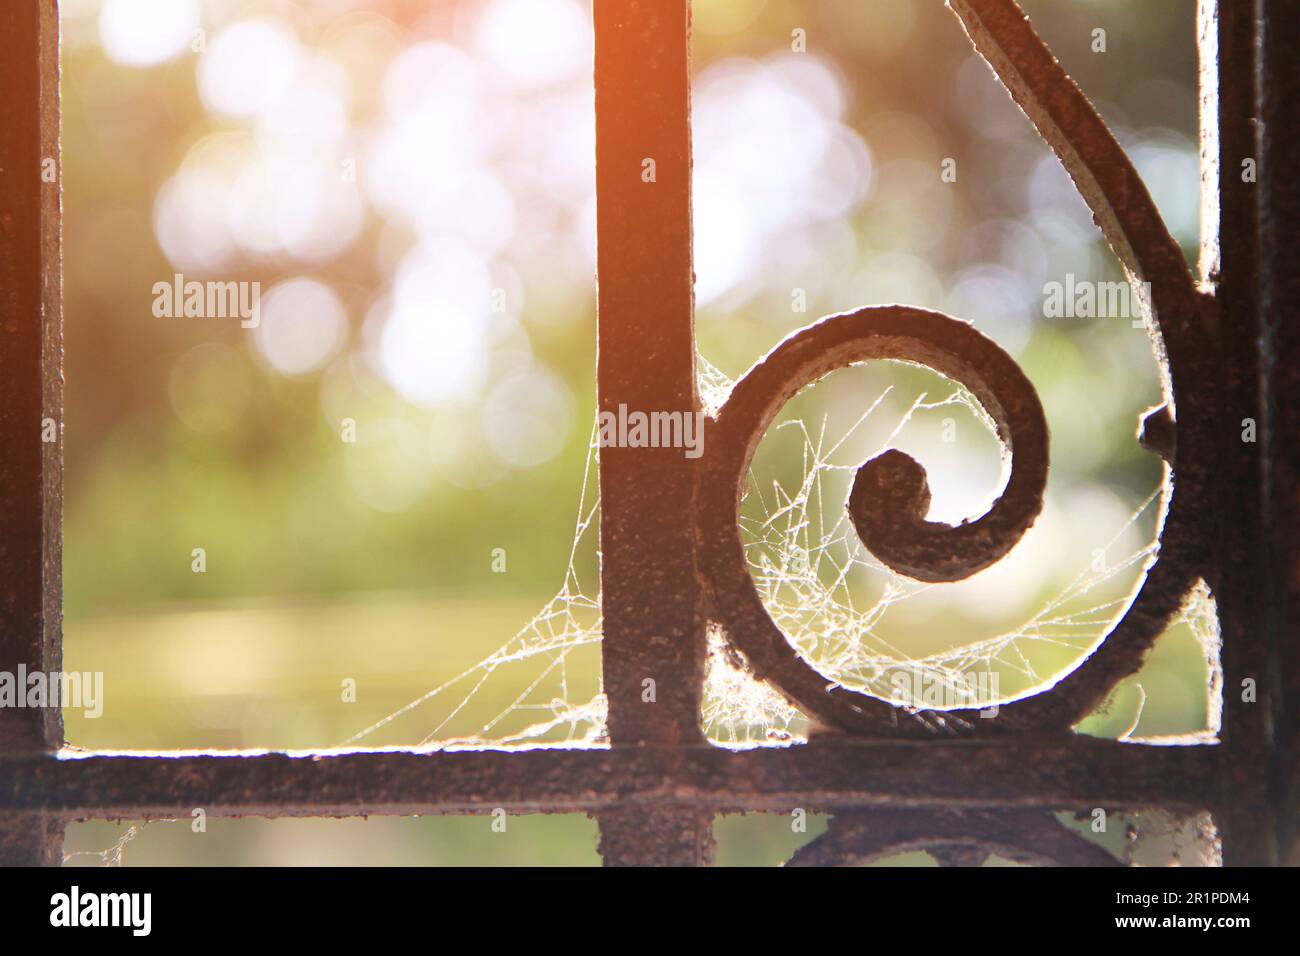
66;815;602;867
63;590;598;750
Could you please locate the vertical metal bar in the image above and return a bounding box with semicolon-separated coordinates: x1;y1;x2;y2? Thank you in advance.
593;0;713;863
1201;0;1274;865
0;0;63;866
1260;0;1300;864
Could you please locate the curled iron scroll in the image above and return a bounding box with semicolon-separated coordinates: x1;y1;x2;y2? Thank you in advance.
697;0;1214;735
783;810;1121;867
698;307;1050;734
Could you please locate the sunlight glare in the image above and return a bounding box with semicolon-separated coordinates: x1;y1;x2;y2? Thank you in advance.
99;0;199;67
199;19;303;118
475;0;590;88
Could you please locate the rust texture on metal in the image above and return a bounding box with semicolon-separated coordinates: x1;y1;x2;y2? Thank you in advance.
1201;0;1274;867
597;806;715;867
592;0;712;863
0;739;1216;819
593;0;703;749
1261;0;1300;865
0;814;63;868
0;0;62;866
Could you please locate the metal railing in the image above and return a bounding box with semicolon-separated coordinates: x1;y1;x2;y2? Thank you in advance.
0;0;1293;867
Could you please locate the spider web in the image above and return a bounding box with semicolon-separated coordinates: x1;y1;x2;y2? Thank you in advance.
71;354;1221;865
63;824;142;867
338;353;1216;750
1060;808;1222;867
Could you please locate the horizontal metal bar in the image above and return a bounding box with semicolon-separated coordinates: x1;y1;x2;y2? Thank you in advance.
1;738;1219;821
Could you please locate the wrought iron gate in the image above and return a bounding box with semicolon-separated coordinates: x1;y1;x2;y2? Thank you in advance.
1;0;1297;867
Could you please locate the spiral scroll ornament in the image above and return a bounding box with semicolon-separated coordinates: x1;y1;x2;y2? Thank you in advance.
696;0;1215;737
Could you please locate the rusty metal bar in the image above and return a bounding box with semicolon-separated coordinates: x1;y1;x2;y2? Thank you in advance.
1201;0;1274;867
592;0;711;862
0;0;63;866
0;740;1218;820
1261;0;1300;864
